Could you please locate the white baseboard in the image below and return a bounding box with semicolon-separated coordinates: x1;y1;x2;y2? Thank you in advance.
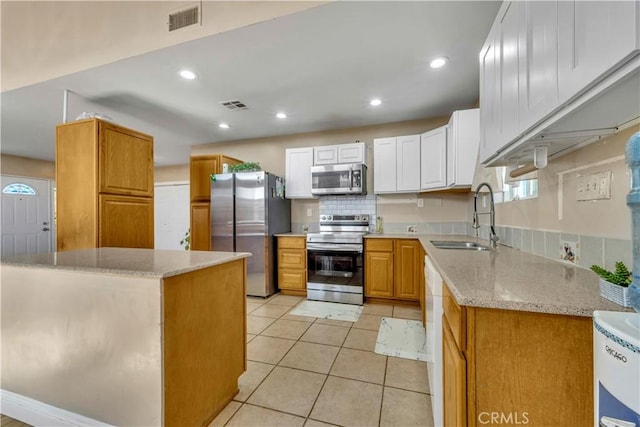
0;389;113;427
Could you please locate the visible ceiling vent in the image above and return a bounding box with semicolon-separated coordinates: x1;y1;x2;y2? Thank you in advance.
168;4;200;32
219;100;249;111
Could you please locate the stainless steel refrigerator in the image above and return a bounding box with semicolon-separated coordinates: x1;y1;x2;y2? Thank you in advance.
211;171;291;297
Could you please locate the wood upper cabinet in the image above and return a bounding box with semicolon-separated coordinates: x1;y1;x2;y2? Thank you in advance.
394;239;423;300
56;118;154;251
99;122;153;197
190;155;242;201
277;236;307;294
364;240;394;298
365;238;422;301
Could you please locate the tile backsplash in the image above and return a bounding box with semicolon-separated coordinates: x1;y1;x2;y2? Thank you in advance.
471;223;632;272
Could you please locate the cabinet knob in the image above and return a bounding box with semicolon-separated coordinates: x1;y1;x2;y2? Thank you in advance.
42;227;50;231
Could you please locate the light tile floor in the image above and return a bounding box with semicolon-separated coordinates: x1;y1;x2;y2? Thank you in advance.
211;294;434;427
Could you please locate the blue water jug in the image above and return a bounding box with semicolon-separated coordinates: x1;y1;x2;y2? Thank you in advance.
626;131;640;311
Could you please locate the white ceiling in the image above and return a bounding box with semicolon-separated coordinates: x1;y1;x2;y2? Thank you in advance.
1;1;501;166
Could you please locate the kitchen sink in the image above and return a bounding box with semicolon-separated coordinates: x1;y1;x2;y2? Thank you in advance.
430;240;491;251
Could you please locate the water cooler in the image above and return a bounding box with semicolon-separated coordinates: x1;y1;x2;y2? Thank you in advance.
593;132;640;427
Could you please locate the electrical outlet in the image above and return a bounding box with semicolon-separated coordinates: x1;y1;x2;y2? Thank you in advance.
577;171;611;201
417;199;424;208
307;208;313;217
406;225;417;233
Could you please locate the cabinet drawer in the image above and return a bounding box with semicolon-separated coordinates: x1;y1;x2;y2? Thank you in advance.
278;236;306;249
278;269;307;290
365;239;394;252
279;248;306;269
443;283;465;350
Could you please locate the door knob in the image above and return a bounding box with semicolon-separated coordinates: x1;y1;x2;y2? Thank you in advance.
42;227;50;231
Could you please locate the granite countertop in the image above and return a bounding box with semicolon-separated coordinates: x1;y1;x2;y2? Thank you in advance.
1;247;251;279
365;233;629;317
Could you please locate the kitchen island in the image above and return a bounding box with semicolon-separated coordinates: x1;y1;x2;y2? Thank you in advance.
1;248;250;427
366;233;630;426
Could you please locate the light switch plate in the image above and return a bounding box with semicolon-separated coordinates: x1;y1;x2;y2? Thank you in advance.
577;171;611;201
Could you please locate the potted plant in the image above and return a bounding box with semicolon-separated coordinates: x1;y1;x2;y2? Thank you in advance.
590;261;632;307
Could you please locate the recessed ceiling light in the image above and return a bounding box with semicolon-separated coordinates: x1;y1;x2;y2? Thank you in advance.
218;123;230;129
370;99;382;106
430;57;448;69
276;112;287;119
179;69;197;80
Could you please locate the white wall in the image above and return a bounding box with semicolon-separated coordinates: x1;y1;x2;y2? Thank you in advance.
154;183;190;250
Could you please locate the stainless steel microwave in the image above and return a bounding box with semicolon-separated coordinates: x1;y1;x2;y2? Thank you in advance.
311;163;367;196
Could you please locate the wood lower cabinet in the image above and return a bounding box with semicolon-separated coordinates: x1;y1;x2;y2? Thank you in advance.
364;238;423;302
364;239;394;298
190;202;211;251
441;283;593;426
56;118;154;251
99;195;154;248
189;154;242;251
277;236;306;296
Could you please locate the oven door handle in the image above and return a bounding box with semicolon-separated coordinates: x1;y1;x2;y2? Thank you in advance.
307;243;363;253
349;167;353;191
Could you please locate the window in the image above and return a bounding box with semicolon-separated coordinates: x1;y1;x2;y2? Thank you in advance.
500;167;538;202
2;183;37;195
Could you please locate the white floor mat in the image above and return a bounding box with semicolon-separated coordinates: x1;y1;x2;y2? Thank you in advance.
288;300;363;322
374;317;427;361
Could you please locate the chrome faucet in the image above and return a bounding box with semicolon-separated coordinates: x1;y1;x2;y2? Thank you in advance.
473;182;499;249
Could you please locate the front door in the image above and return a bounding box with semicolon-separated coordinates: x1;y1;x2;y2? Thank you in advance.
1;176;53;258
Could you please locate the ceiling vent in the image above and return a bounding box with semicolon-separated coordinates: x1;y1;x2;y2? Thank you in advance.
219;100;249;111
168;4;200;32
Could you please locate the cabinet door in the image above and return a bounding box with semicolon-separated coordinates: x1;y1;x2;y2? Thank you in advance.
99;195;154;248
364;251;394;298
558;1;639;104
99;122;153;197
448;109;480;188
278;269;307;291
190;157;219;201
443;321;467;427
285;147;314;198
396;135;421;192
337;142;365;164
420;126;447;190
518;1;558;133
394;240;421;300
313;146;338;165
496;1;520;145
190;202;210;251
479;25;499;164
373;138;397;193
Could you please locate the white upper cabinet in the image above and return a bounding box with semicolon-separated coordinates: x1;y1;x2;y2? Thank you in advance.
557;1;639;105
396;135;421;192
517;1;558;133
373;137;398;193
373;135;420;193
313;142;366;165
313;146;338;165
479;0;639;165
420;126;447;190
285;147;314;199
447;109;480;188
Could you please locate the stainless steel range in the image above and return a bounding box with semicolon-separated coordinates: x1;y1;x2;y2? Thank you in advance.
306;214;369;305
